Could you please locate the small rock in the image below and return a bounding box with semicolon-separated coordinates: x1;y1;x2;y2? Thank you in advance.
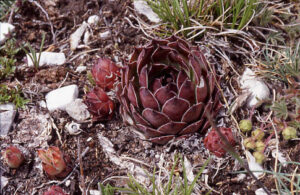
83;30;91;45
240;68;270;108
245;151;264;178
86;137;92;142
236;173;246;181
66;99;90;121
75;66;87;73
0;104;16;136
70;22;88;51
99;31;110;39
26;52;66;67
46;85;79;112
1;176;9;191
133;1;161;23
38;100;47;108
90;190;101;195
65;180;71;187
0;23;15;44
184;156;194;182
65;121;82;135
255;188;269;195
87;15;100;25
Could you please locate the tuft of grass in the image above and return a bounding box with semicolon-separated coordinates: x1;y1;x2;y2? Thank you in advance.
144;0;258;38
236;161;300;195
259;41;300;86
22;33;46;71
98;155;211;195
0;38;21;80
0;84;29;108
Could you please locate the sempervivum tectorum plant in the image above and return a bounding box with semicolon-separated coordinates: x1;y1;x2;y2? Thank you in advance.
117;36;220;144
92;58;120;91
85;87;115;121
85;58;119;121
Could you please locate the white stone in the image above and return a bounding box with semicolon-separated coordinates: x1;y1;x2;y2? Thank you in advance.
86;137;92;142
133;0;161;23
184;156;194;182
99;31;110;39
255;188;269;195
65;180;71;187
38;100;47;108
1;176;9;191
245;151;264;178
26;52;66;67
0;23;15;44
240;68;270;108
70;22;88;51
83;30;90;45
75;66;87;73
46;85;79;112
90;190;101;195
87;15;100;25
66;99;90;121
88;15;100;25
236;173;246;181
0;103;16;136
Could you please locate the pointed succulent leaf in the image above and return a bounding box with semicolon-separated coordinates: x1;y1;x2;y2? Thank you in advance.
158;122;186;135
142;108;170;128
154;85;177;105
162;97;190;121
139;87;160;110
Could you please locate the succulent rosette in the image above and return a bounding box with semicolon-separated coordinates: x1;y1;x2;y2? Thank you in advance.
37;146;71;178
92;58;120;91
2;146;24;168
204;127;235;157
85;87;115;121
85;58;119;121
117;36;220;144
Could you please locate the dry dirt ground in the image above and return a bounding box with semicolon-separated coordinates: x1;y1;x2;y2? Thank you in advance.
0;0;299;195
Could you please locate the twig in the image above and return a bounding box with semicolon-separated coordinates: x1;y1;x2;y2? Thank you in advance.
68;48;101;63
78;138;86;195
290;166;298;195
58;147;89;185
58;72;69;89
49;116;63;145
120;156;152;168
270;89;280;194
13;185;22;195
7;2;16;24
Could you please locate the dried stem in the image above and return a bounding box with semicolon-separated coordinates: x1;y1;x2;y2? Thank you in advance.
77;138;86;195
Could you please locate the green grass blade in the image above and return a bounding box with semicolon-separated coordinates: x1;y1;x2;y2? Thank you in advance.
187;158;210;194
166;154;179;194
182;0;190;26
182;157;188;195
